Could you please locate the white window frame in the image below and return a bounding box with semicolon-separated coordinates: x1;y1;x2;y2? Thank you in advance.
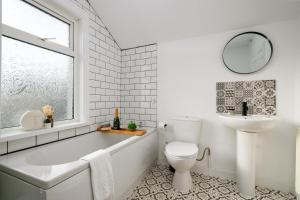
0;0;89;141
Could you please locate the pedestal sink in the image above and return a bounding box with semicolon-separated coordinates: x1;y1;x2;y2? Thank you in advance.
218;114;277;197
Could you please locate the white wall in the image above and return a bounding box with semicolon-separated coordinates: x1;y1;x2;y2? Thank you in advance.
294;18;300;197
157;19;300;192
295;130;300;197
294;43;300;126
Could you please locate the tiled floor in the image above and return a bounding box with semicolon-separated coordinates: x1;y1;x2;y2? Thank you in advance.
123;165;296;200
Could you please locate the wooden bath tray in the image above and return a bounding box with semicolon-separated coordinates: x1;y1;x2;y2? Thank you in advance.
97;128;146;136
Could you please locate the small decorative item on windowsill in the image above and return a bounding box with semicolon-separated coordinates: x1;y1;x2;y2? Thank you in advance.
20;110;45;131
42;105;54;128
44;117;52;129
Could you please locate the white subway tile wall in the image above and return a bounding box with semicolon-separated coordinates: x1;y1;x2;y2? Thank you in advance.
8;137;36;153
37;132;59;145
59;128;76;140
0;142;7;155
0;0;157;154
76;125;90;135
120;45;157;128
83;0;122;131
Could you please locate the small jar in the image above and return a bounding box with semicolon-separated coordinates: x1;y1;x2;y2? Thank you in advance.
45;123;51;129
44;116;54;128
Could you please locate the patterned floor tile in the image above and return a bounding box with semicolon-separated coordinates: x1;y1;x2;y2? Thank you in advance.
123;165;296;200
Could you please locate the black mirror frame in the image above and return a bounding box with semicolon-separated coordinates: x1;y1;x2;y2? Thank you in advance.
222;31;273;74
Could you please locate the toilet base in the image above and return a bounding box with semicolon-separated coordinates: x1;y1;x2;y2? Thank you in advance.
172;171;192;192
169;165;175;172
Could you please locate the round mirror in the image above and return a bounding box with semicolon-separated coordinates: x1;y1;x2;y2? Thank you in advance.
222;32;273;74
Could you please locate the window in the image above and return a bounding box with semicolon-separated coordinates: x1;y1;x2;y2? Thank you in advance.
0;0;77;129
2;0;72;47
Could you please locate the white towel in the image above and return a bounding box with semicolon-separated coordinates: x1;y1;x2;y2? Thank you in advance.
81;150;114;200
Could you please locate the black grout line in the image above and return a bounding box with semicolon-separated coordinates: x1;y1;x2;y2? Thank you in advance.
121;43;157;51
85;1;157;51
85;0;122;50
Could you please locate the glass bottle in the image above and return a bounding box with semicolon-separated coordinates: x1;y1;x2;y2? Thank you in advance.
112;108;120;130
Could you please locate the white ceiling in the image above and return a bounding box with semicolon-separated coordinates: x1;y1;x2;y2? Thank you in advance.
89;0;300;49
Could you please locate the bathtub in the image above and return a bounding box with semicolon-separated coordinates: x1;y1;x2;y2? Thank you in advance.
0;128;158;200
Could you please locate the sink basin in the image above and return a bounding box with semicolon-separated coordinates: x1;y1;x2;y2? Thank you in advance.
218;113;277;197
218;114;277;132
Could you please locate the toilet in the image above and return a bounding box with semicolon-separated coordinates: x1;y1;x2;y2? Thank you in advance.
164;116;202;192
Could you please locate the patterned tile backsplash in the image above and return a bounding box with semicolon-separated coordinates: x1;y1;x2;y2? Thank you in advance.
216;80;276;115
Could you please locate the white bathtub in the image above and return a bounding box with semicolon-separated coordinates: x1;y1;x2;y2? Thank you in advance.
0;128;158;200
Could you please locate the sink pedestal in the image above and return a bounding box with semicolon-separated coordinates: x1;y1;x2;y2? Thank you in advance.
237;130;256;197
218;114;276;197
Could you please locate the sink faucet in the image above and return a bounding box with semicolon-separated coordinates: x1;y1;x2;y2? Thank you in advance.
242;102;248;116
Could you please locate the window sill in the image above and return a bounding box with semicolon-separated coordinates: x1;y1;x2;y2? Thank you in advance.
0;122;89;142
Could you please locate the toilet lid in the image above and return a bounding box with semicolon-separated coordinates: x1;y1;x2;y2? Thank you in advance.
165;141;198;158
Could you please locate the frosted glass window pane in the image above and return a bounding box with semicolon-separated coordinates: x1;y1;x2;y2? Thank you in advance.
2;0;70;47
0;37;74;128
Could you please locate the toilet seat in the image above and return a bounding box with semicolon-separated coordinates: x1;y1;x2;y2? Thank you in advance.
165;141;198;159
